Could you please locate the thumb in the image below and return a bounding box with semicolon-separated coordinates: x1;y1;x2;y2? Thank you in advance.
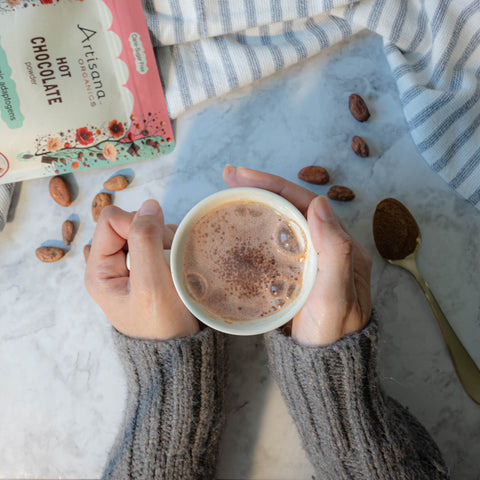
306;196;355;307
128;199;170;293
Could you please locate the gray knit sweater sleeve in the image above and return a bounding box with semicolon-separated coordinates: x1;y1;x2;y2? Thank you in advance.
264;319;450;480
102;327;227;480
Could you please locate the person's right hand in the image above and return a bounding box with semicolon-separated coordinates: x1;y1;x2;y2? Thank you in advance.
223;165;372;347
84;200;199;341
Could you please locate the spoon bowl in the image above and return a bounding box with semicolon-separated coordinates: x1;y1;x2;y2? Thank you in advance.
373;197;480;404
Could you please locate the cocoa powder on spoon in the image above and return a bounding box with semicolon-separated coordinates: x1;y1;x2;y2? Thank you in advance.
373;198;419;261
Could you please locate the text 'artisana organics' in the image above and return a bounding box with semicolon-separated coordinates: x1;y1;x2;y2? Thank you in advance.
30;24;106;108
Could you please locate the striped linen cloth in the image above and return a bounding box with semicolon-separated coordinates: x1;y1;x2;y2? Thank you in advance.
1;0;479;230
0;182;13;231
143;0;480;207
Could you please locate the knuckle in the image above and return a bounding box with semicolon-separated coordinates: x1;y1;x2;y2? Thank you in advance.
98;204;119;223
333;235;354;257
129;220;162;245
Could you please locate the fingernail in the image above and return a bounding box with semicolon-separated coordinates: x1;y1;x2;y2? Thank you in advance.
138;199;161;216
223;164;236;181
313;196;335;221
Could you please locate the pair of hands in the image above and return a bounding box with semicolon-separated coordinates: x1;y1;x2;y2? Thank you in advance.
84;166;372;346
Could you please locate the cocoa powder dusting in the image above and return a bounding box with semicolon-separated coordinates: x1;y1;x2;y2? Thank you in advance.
183;201;305;321
221;243;279;297
373;198;420;260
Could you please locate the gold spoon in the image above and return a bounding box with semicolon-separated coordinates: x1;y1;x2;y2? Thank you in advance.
373;197;480;404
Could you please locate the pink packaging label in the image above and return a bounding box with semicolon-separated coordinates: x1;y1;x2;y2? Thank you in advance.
0;0;174;183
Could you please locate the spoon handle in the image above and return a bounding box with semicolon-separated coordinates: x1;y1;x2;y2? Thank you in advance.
408;264;480;404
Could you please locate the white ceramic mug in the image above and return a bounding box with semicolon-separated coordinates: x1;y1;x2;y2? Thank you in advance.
128;187;318;335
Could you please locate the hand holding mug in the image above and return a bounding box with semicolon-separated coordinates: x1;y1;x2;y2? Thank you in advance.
84;167;371;346
168;186;318;335
223;165;372;346
84;200;199;340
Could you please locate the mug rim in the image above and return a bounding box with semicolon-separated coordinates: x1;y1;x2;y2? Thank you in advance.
171;187;317;335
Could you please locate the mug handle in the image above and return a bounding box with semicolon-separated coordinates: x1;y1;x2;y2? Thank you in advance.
125;249;171;270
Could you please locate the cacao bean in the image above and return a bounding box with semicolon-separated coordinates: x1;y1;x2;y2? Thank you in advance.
62;220;75;245
351;136;369;157
49;176;72;207
328;185;355;202
36;246;65;263
83;244;91;263
92;192;112;222
103;175;129;191
349;94;370;122
298;166;330;185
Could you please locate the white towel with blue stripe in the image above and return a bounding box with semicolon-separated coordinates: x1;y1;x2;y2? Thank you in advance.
0;182;13;231
1;0;479;230
143;0;480;208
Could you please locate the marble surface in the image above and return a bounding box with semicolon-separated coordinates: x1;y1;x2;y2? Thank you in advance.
1;31;480;479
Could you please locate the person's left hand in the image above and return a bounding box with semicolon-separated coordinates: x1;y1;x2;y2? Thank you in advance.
223;165;372;347
84;200;199;341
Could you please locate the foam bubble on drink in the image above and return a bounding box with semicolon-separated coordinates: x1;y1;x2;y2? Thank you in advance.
183;201;306;321
186;273;207;299
275;221;305;255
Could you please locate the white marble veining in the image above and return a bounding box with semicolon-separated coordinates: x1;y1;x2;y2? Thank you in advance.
1;31;480;479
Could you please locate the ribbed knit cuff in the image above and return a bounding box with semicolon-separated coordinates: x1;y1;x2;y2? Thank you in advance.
103;328;228;480
265;318;448;479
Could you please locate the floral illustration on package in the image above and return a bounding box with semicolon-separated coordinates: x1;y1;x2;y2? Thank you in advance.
0;0;174;183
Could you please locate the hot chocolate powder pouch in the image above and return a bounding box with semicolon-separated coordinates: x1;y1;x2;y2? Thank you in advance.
0;0;174;184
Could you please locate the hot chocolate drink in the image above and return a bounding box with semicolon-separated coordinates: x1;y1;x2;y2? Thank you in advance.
183;200;307;321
